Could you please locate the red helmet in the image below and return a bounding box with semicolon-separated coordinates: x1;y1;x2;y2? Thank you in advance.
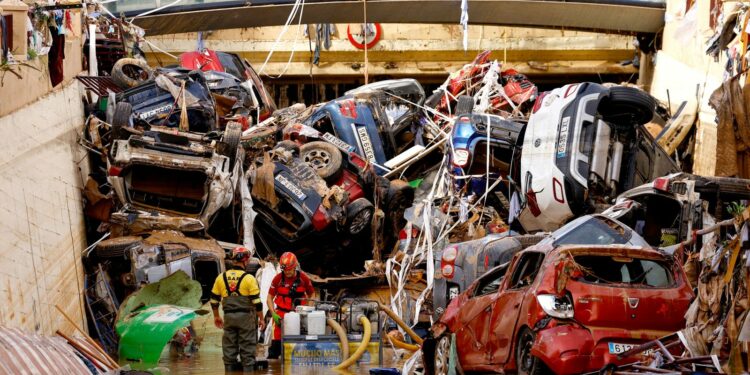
279;252;298;271
232;246;251;263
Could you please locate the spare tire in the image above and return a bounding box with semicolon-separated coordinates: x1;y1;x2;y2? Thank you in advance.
300;141;344;183
455;95;474;116
111;58;154;89
599;86;656;126
95;236;141;258
112;102;133;140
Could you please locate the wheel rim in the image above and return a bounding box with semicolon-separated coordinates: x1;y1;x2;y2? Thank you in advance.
303;149;331;171
518;331;535;373
349;208;372;233
434;335;451;375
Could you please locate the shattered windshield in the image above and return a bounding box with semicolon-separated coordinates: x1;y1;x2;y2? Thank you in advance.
573;255;673;288
555;217;633;246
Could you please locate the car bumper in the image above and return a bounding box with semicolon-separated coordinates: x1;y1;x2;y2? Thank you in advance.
531;324;655;375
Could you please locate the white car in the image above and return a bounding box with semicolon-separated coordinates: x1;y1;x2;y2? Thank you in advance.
517;82;678;232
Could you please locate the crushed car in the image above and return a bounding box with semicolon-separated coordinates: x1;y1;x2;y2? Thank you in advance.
424;240;693;375
250;139;414;275
180;48;277;123
302;78;443;178
89;230;226;303
433;214;652;320
516;83;680;232
603;172;750;247
107;122;243;230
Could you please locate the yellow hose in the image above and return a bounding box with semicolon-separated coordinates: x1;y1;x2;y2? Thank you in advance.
378;303;424;345
327;318;349;362
333;316;371;370
387;333;420;352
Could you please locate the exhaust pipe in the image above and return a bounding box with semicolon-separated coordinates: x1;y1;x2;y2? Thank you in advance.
607;141;624;190
590;119;611;183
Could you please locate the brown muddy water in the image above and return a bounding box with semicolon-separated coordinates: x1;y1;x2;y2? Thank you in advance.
130;305;410;374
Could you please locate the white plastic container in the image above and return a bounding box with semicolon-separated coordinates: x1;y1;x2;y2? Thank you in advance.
307;310;326;335
283;312;301;336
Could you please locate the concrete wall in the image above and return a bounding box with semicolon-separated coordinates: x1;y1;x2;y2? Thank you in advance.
0;71;87;334
649;0;727;176
146;24;635;77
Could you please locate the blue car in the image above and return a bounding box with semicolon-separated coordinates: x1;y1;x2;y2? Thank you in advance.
449;112;523;200
303;79;433;177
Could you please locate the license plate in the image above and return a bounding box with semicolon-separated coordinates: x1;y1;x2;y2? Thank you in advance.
354;124;377;163
322;132;355;153
608;342;635;354
275;174;306;200
608;342;653;356
556;116;570;158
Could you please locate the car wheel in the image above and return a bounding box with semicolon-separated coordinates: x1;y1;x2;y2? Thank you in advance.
347;198;374;235
455;95;474;116
433;334;452;375
516;328;549;375
111;58;153;89
599;86;656;126
300;141;344;183
111;102;133;140
222;122;242;169
95;236;141;258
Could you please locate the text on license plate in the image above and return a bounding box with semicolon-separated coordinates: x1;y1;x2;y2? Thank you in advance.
608;342;650;355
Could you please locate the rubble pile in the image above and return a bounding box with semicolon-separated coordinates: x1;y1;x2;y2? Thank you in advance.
73;25;750;372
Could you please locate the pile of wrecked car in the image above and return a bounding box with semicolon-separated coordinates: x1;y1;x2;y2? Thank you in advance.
74;47;750;374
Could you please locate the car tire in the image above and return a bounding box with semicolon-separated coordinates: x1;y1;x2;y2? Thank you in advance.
599;86;656;126
111;58;154;89
222;122;242;169
95;236;141;258
516;328;550;375
112;102;133;140
300;141;344;183
433;334;452;375
347;198;374;235
455;95;474;116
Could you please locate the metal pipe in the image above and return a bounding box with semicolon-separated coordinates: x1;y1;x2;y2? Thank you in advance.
332;316;371;370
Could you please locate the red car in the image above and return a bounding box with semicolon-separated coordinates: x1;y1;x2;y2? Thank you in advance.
425;243;693;375
180;49;277;122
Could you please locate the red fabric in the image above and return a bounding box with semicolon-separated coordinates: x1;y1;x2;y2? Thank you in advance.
269;271;314;312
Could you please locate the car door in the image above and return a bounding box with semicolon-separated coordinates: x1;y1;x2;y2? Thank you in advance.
487;251;545;366
455;267;506;370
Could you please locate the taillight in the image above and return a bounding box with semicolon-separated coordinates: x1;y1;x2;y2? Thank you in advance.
531;91;548;114
452;149;470;167
653;177;670;192
441;246;458;279
108;166;122;176
349;153;368;170
311;207;330;231
399;227;419;240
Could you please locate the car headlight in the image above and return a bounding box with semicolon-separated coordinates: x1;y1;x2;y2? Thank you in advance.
452;149;470;167
537;294;574;319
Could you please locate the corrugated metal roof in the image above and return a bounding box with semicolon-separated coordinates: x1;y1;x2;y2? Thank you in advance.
0;327;95;374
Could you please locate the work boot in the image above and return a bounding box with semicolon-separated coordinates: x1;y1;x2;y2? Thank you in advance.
267;340;281;359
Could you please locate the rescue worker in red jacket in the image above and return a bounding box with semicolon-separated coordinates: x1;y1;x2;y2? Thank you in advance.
266;252;315;359
211;247;265;372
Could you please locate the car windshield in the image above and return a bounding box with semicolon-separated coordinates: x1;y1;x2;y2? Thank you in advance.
554;216;632;246
573;255;674;288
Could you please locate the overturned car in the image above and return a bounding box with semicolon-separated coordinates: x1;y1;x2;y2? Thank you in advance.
516;83;680;232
